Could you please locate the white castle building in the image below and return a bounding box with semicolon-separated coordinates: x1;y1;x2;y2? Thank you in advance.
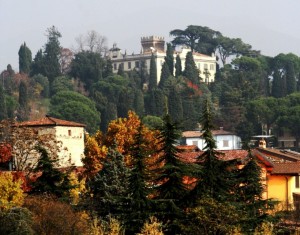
107;36;217;83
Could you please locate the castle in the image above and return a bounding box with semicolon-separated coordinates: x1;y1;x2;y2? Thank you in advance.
107;36;217;83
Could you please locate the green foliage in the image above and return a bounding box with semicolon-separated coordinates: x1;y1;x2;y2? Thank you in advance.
144;88;166;117
49;90;100;133
175;54;182;77
167;87;183;123
18;42;32;74
0;84;7;120
31;146;73;198
183;51;199;84
165;43;174;75
103;58;113;78
159;62;171;89
17;80;30;121
0;207;34;235
142;115;163;130
149;53;157;90
30;74;50;98
51;75;74;95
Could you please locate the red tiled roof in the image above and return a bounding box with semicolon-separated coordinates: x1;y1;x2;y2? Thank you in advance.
182;129;235;138
272;162;300;175
15;116;86;128
256;147;300;162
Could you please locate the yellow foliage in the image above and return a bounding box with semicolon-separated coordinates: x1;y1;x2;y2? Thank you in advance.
0;172;24;210
137;216;164;235
68;172;87;205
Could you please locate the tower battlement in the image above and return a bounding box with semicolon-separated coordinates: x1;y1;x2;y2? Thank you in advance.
141;36;165;53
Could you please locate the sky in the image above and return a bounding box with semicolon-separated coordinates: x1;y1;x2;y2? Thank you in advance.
1;0;300;72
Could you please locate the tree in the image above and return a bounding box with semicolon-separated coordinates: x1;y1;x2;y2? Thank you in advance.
165;43;174;75
87;146;130;220
175;54;182;77
271;69;285;98
145;88;166;117
103;58;113;78
236;154;276;233
17;80;30;121
74;30;107;54
51;75;73;95
30;49;44;77
117;63;125;76
149;53;157;90
49;91;100;133
43;26;62;85
31;146;73;198
167;87;183;123
286;60;297;95
159;62;171;88
170;25;220;54
30;74;50;98
18;42;32;74
0;84;7;120
183;51;199;84
0;172;24;210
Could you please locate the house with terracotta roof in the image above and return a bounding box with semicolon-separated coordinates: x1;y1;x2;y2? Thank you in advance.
177;143;300;210
107;36;217;84
181;128;241;150
14;116;85;167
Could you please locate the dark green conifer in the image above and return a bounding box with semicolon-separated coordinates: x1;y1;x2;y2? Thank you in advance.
286;61;296;95
148;53;157;90
17;81;30;121
18;42;32;74
165;43;174;75
0;84;7;120
159;62;171;88
183;51;199;84
103;58;113;77
175;54;182;77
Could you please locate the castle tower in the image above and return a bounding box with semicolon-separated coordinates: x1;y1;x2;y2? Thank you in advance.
141;36;165;54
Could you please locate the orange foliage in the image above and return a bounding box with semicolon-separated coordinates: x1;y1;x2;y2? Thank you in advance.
105;111;161;165
0;143;12;163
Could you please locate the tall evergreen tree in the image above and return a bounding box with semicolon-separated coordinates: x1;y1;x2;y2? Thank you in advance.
87;146;130;219
18;42;32;74
117;63;125;76
30;49;44;77
0;84;7;120
148;53;157;90
165;43;174;75
103;58;113;78
286;61;296;95
183;51;199;84
271;69;285;98
167;87;183;123
43;26;62;84
145;88;166;117
31;145;73;198
127;124;151;233
159;62;171;88
175;54;182;77
17;81;30;121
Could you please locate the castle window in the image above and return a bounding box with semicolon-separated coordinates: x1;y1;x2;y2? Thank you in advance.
128;62;131;69
113;63;117;70
210;64;214;70
68;130;72;136
204;64;208;69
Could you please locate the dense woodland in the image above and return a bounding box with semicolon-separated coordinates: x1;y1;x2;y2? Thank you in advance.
0;25;300;234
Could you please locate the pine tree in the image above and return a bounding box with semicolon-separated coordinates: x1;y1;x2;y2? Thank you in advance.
127;124;151;233
165;43;174;75
236;153;276;233
175;54;182;77
18;42;32;74
191;99;235;202
0;84;7;120
31;146;73;198
148;53;157;91
87;146;130;219
158;62;171;88
30;49;44;77
145;88;165;117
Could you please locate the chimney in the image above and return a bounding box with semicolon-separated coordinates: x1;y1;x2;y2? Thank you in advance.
259;138;266;149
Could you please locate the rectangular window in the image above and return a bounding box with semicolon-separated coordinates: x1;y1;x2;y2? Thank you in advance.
296;176;300;188
210;64;214;70
223;140;229;147
204;64;208;69
198;63;201;69
128;62;131;69
68;130;72;136
135;61;140;68
113;63;117;70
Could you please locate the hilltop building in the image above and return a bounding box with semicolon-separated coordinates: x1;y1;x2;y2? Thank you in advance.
107;36;217;83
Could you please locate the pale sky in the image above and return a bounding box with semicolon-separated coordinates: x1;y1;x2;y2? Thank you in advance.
1;0;300;71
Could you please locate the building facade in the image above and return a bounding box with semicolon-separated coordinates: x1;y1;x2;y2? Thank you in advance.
107;36;217;84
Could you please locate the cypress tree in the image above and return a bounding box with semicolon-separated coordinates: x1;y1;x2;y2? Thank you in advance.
0;84;7;120
117;63;125;76
18;42;32;74
103;58;113;78
148;53;157;90
165;43;174;75
145;88;165;117
184;51;199;84
272;69;285;98
286;61;296;95
167;87;183;123
175;54;182;77
159;62;171;89
30;49;44;77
